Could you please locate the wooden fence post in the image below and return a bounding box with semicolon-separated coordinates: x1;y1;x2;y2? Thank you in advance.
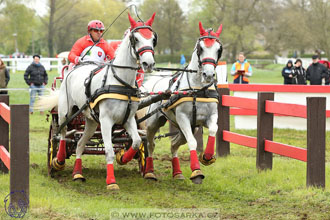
307;97;326;188
256;92;274;170
0;95;9;173
10;105;29;204
216;87;230;157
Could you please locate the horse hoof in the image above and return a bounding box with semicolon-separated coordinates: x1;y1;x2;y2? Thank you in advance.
51;158;65;171
191;176;203;184
199;153;216;166
144;172;158;181
116;149;126;165
73;174;86;182
173;173;185;180
190;170;205;184
107;184;120;191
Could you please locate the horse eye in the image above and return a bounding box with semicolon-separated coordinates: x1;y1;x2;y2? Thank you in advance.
134;37;138;42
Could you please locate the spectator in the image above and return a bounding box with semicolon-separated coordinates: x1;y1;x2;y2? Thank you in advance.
282;60;294;84
292;59;306;85
0;58;10;94
306;55;328;85
24;55;48;114
230;52;252;84
180;54;186;67
320;61;330;85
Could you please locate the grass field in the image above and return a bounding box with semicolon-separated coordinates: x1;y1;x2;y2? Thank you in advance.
1;64;330;219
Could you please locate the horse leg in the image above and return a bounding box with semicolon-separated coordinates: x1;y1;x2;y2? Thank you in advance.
116;117;141;165
51;115;68;171
170;131;186;180
73;118;98;181
176;112;204;184
144;114;166;180
99;115;118;190
199;113;218;166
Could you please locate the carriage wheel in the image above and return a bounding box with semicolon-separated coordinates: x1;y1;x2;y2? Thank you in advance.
47;114;59;177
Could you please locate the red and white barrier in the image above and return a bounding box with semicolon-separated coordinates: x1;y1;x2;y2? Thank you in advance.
228;84;330;130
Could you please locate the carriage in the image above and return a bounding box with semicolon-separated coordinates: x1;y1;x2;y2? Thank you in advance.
40;12;223;190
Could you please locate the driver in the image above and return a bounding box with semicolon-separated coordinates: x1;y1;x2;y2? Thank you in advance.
68;20;114;65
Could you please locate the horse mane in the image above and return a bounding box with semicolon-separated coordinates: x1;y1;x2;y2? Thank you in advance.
114;30;131;58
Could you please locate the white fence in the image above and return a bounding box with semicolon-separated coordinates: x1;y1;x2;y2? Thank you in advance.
2;58;63;73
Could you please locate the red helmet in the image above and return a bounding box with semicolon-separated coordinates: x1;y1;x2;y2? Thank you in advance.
87;20;105;31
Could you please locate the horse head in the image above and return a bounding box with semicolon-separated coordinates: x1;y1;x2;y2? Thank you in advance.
128;12;157;73
195;21;223;83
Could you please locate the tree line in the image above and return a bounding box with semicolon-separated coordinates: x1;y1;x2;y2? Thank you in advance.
0;0;329;61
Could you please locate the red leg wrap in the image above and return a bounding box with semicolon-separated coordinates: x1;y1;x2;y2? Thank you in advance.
190;150;200;171
172;157;182;176
204;136;215;160
56;140;66;163
106;164;116;185
145;157;154;173
72;158;82;176
122;147;138;164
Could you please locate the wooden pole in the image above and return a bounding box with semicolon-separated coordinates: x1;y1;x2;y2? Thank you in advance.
307;97;326;188
256;92;274;170
0;95;9;173
10;105;29;205
216;88;230;157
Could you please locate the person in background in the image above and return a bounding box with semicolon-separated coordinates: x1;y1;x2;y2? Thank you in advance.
180;54;186;67
24;55;48;114
68;20;114;65
282;60;294;84
0;58;10;94
292;59;306;85
231;52;252;84
319;61;330;85
306;55;328;85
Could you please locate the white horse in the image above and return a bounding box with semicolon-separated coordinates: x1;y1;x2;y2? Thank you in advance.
39;13;157;190
144;22;223;184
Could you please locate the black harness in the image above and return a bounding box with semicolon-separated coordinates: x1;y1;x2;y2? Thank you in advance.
84;61;141;125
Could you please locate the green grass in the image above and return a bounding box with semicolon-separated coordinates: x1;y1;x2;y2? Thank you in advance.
1;66;330;219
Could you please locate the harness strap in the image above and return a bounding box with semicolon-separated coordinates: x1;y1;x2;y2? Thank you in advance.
56;103;89;135
84;64;106;99
122;96;132;125
137;46;154;56
111;63;138;92
192;95;197;132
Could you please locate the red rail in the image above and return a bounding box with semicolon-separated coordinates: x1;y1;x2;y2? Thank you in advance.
230;105;330;118
222;95;258;110
228;84;330;93
0;145;10;169
264;140;307;162
223;130;257;148
265;100;307;118
0;102;10;124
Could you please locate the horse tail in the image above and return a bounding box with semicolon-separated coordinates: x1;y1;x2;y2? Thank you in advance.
34;89;59;111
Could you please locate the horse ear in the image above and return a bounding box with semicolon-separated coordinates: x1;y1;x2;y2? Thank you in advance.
128;13;137;29
215;24;223;37
145;12;156;26
199;21;206;36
